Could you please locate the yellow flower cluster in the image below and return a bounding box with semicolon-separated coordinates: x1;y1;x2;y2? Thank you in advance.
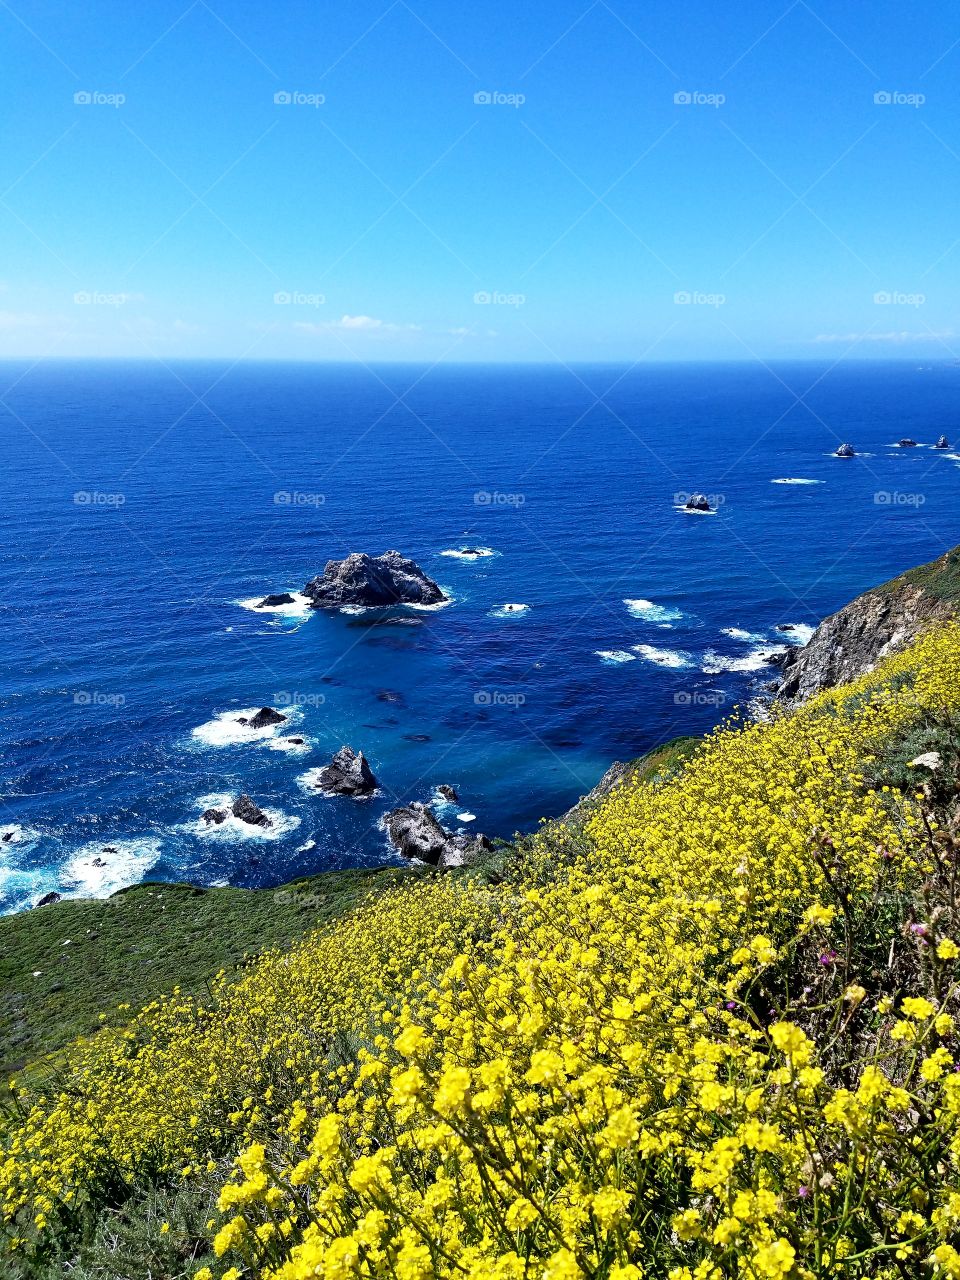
5;623;960;1279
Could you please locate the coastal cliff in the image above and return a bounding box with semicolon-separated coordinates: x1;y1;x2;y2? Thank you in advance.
776;544;960;701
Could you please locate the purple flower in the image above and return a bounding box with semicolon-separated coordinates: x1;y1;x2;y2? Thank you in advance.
819;950;837;966
798;1185;810;1199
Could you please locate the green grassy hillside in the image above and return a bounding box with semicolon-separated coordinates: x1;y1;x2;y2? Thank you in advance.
0;867;421;1076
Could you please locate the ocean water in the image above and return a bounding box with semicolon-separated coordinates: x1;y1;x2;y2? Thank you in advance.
1;358;958;912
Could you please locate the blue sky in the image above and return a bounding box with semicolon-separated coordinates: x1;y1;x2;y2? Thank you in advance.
2;0;959;361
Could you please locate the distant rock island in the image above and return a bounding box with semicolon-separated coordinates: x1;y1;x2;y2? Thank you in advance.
303;551;446;609
684;494;713;512
835;442;856;458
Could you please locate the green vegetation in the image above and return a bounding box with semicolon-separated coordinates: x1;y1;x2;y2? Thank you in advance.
0;742;687;1080
0;867;422;1076
626;733;700;783
877;543;960;603
7;628;960;1278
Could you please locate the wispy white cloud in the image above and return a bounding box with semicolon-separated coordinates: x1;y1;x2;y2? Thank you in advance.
0;310;42;331
340;314;382;330
293;315;422;336
807;329;956;345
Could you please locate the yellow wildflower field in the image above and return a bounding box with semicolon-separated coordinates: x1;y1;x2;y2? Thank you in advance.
5;624;960;1278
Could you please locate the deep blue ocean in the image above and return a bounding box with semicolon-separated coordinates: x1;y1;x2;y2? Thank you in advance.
1;359;958;913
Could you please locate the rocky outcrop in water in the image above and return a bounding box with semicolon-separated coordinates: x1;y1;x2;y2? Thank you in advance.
384;803;491;868
304;551;446;609
203;795;273;828
936;435;950;450
247;707;287;730
257;593;296;608
684;494;713;512
776;546;960;702
835;443;856;458
233;795;272;827
314;746;378;797
899;438;918;448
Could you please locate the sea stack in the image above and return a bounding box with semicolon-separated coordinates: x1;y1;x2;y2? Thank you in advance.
835;443;856;458
936;435;950;449
202;795;273;828
257;593;296;608
684;494;713;513
303;551;447;609
899;438;918;448
383;803;492;869
313;746;378;797
247;707;287;730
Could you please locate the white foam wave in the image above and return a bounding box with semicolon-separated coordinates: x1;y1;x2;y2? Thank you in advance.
701;644;785;674
407;593;455;611
441;547;498;560
0;823;40;849
456;812;477;823
632;644;694;669
624;598;684;623
490;603;529;618
188;794;301;842
674;505;718;516
190;706;301;748
722;627;766;642
771;478;824;485
60;838;162;899
777;623;815;645
297;767;327;793
596;649;638;665
267;734;312;755
236;592;313;619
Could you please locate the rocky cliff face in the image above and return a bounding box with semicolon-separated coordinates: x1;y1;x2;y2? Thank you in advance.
776;546;960;702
